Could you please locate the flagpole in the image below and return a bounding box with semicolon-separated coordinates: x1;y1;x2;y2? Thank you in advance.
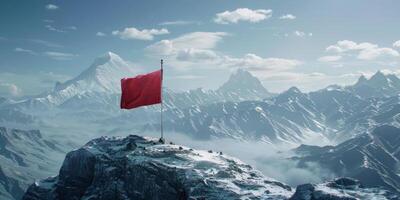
160;59;164;143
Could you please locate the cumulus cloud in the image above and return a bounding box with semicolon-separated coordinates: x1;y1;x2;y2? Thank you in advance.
14;47;36;55
0;83;21;97
394;40;400;48
279;14;296;20
318;55;342;62
214;8;272;24
112;27;169;40
326;40;399;60
146;31;301;74
45;4;59;10
44;51;78;60
96;32;106;37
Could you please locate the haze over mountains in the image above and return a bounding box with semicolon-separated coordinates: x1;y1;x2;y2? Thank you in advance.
0;52;400;199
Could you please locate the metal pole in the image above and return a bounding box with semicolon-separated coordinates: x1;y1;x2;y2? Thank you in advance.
160;59;164;141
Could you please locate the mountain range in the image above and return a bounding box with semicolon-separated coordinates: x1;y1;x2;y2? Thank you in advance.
0;127;67;200
293;125;400;194
1;52;400;198
3;52;399;145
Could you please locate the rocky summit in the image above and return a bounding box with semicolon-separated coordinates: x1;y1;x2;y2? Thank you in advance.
22;135;292;200
22;135;394;200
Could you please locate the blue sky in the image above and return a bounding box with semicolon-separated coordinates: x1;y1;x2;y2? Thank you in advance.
1;0;400;98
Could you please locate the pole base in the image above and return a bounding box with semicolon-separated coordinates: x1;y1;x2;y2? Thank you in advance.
158;137;165;144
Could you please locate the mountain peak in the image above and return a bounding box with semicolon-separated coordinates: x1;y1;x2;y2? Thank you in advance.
286;86;302;94
217;69;270;98
370;70;386;80
355;75;368;86
53;52;136;95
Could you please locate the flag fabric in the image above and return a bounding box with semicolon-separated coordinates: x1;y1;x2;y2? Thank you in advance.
120;69;162;109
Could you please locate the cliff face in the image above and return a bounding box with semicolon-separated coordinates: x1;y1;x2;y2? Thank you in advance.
23;135;292;200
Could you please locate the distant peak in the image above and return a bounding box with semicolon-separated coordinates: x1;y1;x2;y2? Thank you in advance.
98;51;121;62
286;86;301;94
370;70;386;80
89;52;124;69
218;69;269;95
231;68;253;78
355;75;368;85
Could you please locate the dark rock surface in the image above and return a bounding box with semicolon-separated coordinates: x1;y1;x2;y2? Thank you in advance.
23;135;292;200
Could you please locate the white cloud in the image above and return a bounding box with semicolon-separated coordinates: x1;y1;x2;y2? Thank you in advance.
0;83;21;97
224;54;301;72
112;27;169;40
146;32;300;74
279;14;296;20
45;25;66;33
176;49;219;62
393;40;400;48
293;30;312;37
214;8;272;24
318;55;342;62
45;4;59;10
146;32;227;56
159;20;199;26
44;51;78;60
326;40;399;60
294;31;305;37
96;32;106;37
14;47;36;55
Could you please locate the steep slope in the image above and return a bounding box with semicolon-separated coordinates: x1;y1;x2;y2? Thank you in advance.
293;125;400;194
0;127;66;200
164;87;328;144
290;177;397;200
23;135;293;200
24;52;135;108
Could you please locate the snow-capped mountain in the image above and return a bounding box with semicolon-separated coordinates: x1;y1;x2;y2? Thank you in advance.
163;80;400;144
347;71;400;98
163;87;327;143
24;52;136;108
2;52;400;145
0;127;66;200
293;125;400;194
23;135;394;200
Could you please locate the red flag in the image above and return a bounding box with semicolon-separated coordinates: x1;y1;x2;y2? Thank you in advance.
120;69;162;109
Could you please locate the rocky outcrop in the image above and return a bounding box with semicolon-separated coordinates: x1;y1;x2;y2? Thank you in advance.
23;135;292;200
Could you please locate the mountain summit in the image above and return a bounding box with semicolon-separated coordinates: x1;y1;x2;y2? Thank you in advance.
57;52;136;93
349;71;400;98
218;69;272;100
23;135;394;200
